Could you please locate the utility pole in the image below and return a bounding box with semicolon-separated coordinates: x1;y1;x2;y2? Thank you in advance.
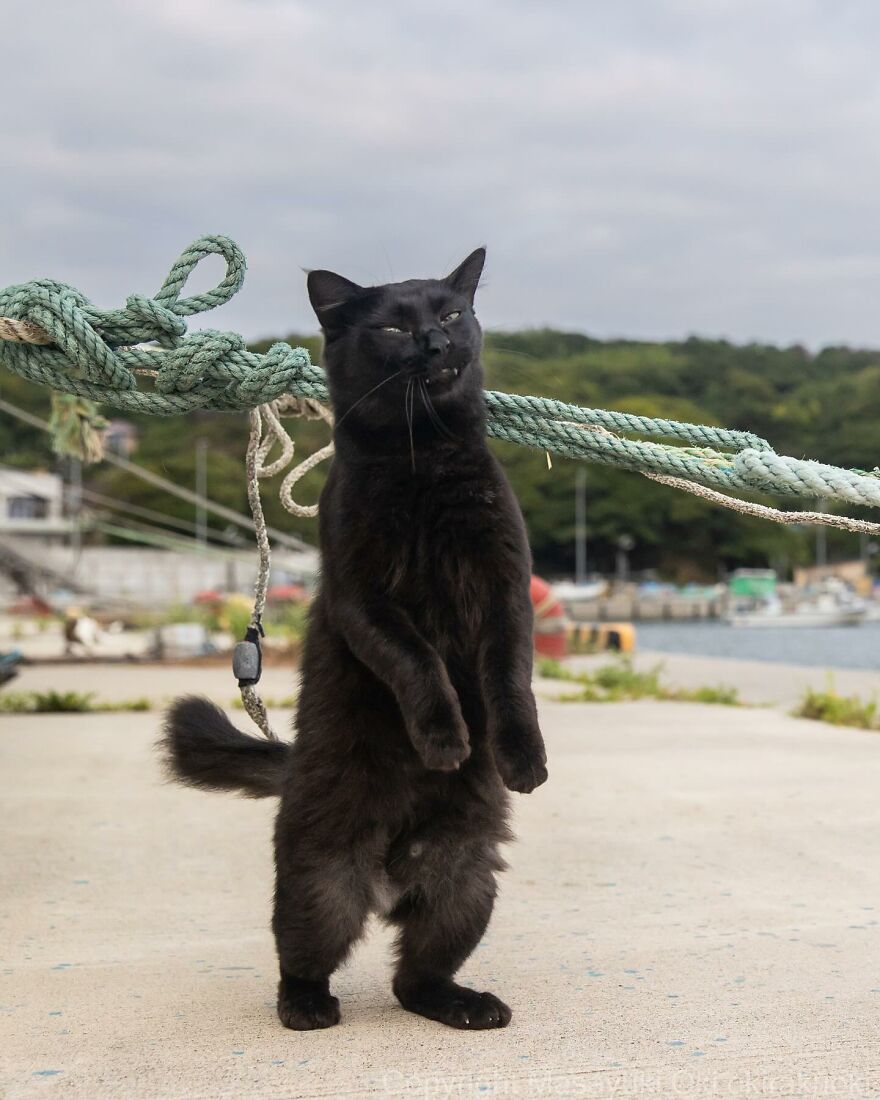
195;438;208;547
575;467;587;584
615;533;635;586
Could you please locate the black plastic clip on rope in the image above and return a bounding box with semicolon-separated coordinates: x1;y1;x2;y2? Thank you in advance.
233;620;264;687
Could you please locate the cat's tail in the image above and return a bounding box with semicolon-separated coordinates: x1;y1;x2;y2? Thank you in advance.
160;696;289;798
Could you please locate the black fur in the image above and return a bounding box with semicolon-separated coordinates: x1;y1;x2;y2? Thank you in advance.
161;696;289;798
162;248;547;1031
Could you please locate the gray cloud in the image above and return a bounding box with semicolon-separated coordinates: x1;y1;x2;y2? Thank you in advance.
3;0;880;348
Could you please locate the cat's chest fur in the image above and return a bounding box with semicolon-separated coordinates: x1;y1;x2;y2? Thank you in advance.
348;451;507;649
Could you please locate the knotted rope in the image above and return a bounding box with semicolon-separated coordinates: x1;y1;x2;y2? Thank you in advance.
3;234;880;520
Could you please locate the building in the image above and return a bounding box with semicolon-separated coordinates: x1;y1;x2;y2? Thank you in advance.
0;464;319;606
0;466;72;542
793;559;872;597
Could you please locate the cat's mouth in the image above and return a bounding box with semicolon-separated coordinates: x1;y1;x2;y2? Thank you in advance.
422;361;468;391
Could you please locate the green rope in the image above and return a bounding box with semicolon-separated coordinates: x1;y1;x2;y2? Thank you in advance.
2;234;879;510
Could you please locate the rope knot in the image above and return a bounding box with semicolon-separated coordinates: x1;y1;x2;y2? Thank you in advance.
232;341;311;405
124;293;187;343
155;329;245;394
28;280;138;392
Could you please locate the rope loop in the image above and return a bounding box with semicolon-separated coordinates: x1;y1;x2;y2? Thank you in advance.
152;233;247;318
0;234;247;403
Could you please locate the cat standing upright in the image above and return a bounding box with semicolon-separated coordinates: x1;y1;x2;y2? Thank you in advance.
162;247;548;1031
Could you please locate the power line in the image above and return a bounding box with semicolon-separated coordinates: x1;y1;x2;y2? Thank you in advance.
92;519;252;558
0;396;314;553
80;486;242;546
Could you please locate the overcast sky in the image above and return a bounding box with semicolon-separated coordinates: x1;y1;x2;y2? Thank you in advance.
4;0;880;349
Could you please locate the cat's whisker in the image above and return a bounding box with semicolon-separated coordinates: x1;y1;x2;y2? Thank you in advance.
418;383;445;438
335;367;404;428
405;378;417;473
487;345;538;362
419;379;457;441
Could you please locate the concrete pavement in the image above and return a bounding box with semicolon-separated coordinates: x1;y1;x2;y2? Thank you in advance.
2;691;880;1097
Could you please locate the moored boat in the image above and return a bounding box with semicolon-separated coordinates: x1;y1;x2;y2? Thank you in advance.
728;602;866;628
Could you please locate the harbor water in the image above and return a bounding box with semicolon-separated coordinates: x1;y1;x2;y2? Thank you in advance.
637;619;880;670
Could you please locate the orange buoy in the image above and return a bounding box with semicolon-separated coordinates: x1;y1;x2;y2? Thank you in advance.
530;575;568;658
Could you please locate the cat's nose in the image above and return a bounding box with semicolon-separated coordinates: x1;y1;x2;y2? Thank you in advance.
420;328;449;358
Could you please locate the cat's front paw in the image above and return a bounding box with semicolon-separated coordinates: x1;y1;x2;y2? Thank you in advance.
416;724;471;772
410;696;471;772
494;731;548;793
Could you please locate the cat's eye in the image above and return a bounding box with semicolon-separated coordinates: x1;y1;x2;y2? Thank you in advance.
380;325;405;334
441;311;461;325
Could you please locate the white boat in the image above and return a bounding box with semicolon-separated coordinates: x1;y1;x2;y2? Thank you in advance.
728;593;866;628
551;580;606;602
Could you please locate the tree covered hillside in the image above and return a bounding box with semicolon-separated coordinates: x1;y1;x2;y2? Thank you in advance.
2;330;877;580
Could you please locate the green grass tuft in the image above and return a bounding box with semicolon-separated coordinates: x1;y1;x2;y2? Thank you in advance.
591;660;664;700
0;691;152;714
794;686;878;730
676;684;741;706
0;689;96;713
536;657;574;681
538;656;740;706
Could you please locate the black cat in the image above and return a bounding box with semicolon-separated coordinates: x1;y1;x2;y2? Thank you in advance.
162;248;548;1031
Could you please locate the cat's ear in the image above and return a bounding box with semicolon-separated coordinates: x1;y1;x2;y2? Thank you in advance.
307;269;364;329
444;247;486;303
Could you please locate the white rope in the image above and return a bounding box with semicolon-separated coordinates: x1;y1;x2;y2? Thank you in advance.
274;395;335;519
240;406;276;739
0;317;52;344
643;472;880;534
239;397;335;738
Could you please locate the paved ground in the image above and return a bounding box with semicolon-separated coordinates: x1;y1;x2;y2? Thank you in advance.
2;684;880;1097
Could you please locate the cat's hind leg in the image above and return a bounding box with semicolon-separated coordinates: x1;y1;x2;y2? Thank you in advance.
273;837;376;1030
389;843;511;1030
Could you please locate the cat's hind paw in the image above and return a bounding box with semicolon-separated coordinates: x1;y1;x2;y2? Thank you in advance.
395;978;511;1029
277;979;341;1030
